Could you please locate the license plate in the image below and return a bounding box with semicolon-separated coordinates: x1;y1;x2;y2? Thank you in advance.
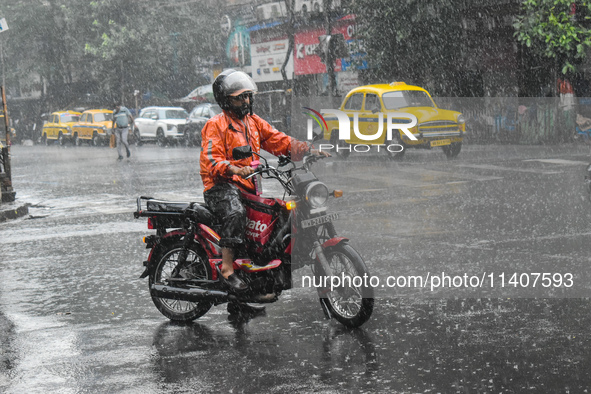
301;213;339;229
431;139;451;147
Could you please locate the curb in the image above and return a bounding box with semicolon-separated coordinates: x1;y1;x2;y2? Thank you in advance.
0;203;30;223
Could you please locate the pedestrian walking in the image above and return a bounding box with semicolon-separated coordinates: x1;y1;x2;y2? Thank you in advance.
112;103;134;160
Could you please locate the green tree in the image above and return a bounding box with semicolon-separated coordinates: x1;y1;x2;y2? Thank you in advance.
77;0;222;105
0;0;222;111
350;0;468;95
1;0;77;110
514;0;591;75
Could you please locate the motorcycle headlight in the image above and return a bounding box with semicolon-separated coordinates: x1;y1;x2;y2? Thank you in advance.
304;181;329;208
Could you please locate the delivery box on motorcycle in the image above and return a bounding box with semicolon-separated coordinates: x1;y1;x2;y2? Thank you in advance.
241;192;285;254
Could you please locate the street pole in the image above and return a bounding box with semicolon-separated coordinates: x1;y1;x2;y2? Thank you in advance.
1;35;9;146
0;35;5;87
0;85;15;202
323;0;336;102
1;86;9;147
120;59;124;105
0;17;15;202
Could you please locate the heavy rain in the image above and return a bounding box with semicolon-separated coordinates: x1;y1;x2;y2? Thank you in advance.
2;0;591;393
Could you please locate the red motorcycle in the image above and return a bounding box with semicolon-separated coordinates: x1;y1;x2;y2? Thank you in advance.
134;145;374;328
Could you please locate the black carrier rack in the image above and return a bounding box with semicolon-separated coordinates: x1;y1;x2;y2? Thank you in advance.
134;196;215;229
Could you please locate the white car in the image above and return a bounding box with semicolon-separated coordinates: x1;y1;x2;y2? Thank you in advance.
133;106;189;146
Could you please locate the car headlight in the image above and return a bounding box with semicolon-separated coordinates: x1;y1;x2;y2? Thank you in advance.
304;181;329;209
457;114;465;124
167;124;176;131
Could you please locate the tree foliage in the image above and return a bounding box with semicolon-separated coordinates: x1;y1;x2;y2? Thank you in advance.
514;0;591;75
0;0;221;110
350;0;468;95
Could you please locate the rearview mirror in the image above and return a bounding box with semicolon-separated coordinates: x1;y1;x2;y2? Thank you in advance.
232;145;253;160
311;131;323;143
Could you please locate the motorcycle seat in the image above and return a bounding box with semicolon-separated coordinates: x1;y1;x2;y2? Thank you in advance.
185;202;216;227
146;199;190;213
143;199;216;227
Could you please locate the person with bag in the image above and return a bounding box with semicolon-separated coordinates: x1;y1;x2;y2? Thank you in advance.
112;103;134;160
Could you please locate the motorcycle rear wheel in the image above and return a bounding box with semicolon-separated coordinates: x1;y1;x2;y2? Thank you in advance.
320;243;374;328
149;243;213;322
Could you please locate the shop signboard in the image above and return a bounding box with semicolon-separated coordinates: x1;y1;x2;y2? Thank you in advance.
293;16;366;76
226;25;251;67
250;34;294;82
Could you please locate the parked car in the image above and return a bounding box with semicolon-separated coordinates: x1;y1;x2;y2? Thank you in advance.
133;106;188;146
182;103;221;146
71;109;114;146
324;82;466;159
41;111;82;145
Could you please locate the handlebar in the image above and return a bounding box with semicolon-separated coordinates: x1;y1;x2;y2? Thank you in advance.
245;152;326;177
244;162;272;180
244;171;258;180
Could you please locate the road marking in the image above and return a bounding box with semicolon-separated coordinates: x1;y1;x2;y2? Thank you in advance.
0;221;146;244
395;167;504;182
522;159;589;165
456;163;561;175
347;188;388;193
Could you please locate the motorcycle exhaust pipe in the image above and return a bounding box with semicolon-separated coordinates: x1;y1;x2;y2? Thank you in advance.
151;284;230;303
150;284;278;304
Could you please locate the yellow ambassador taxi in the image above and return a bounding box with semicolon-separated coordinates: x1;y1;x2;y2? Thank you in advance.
324;82;466;159
71;109;114;146
41;111;82;146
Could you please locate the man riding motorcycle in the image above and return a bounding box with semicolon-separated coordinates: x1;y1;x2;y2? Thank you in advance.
200;69;328;305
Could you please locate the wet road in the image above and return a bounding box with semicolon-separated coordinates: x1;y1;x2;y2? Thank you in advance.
2;143;591;393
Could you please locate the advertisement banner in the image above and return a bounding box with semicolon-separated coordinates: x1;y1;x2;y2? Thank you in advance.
250;37;294;82
294;17;365;76
294;28;341;75
226;26;251;68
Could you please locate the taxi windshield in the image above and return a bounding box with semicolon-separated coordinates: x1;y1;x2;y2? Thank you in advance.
382;90;434;110
93;112;113;122
60;114;80;123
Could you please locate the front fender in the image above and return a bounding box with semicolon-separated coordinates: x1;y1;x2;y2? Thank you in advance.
321;237;349;249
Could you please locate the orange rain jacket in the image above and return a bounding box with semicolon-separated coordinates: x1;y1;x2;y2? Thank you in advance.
200;111;311;193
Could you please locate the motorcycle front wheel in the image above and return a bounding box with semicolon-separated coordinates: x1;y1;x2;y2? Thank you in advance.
149;243;213;322
319;243;374;328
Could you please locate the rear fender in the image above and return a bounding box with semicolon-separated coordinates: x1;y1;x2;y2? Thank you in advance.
139;230;185;279
141;228;217;278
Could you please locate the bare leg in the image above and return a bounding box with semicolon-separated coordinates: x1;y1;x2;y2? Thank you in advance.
220;247;235;278
219;247;247;291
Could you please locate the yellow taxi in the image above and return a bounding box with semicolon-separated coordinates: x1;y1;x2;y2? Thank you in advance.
72;109;113;146
41;111;82;145
324;82;466;159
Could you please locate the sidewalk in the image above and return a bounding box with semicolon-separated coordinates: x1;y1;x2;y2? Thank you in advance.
0;201;30;223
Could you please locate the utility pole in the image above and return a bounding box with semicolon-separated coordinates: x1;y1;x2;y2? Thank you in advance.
120;59;125;105
323;0;336;102
0;17;15;203
282;0;295;92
